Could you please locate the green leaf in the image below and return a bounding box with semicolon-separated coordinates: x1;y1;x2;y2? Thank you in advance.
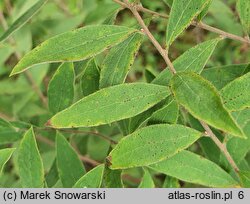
197;0;212;21
162;0;173;7
0;148;15;174
10;25;138;76
139;168;155;188
171;72;244;138
81;59;100;96
48;83;170;128
153;38;220;86
0;118;22;145
221;72;250;111
237;0;250;34
163;176;180;188
239;171;250;187
48;63;75;114
17;127;44;188
150;150;238;187
201;64;250;90
45;159;59;188
0;0;48;43
74;165;104;188
108;124;201;169
99;33;143;88
56;132;85;187
148;97;179;125
102;165;123;188
166;0;211;47
226;109;250;165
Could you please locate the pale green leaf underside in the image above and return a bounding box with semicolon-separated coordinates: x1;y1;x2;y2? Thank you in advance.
17;127;44;188
74;165;104;188
49;83;170;128
166;0;210;47
108;124;202;169
48;63;75;114
153;38;220;86
10;25;138;76
221;72;250;111
0;148;15;174
99;32;143;88
0;0;48;43
56;132;85;188
150;150;238;187
237;0;250;34
171;72;245;138
139;168;155;188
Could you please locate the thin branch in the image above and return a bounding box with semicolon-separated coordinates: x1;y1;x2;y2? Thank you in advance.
113;0;250;45
36;135;100;166
122;0;176;74
200;121;239;173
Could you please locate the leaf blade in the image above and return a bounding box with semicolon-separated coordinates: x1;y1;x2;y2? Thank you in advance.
48;63;75;114
74;165;104;188
153;38;220;86
166;0;210;47
237;0;250;34
0;148;15;174
49;83;170;128
108;124;202;169
99;33;143;88
17;127;44;188
221;72;250;111
0;0;48;43
10;25;138;76
150;150;238;187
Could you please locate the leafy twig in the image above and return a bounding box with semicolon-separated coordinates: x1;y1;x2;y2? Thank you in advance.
117;0;240;174
113;0;250;45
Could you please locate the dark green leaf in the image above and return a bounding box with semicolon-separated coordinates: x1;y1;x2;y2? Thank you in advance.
99;33;143;88
0;148;15;174
56;132;85;187
48;63;75;114
17;127;44;187
150;150;238;187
